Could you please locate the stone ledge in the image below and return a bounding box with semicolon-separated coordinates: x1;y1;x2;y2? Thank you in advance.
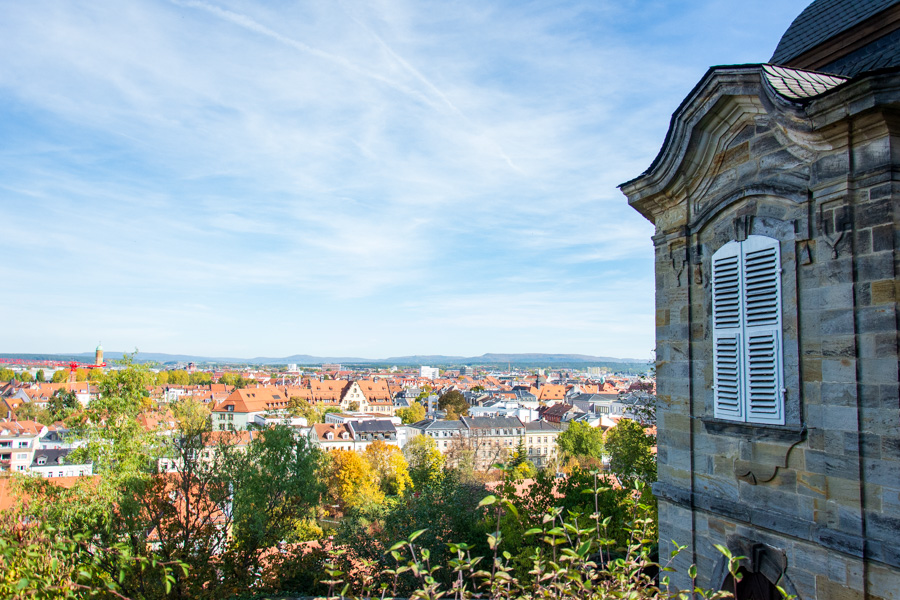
700;418;806;443
653;482;900;569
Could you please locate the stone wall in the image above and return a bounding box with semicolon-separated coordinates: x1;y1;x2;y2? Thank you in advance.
622;67;900;599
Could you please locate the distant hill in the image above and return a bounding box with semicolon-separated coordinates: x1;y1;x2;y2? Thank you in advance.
1;351;648;368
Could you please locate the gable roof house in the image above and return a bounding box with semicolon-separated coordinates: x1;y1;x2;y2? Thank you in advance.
210;387;291;431
308;423;355;452
30;448;93;479
619;1;900;597
309;379;351;410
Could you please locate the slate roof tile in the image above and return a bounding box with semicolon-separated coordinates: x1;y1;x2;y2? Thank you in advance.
771;0;900;65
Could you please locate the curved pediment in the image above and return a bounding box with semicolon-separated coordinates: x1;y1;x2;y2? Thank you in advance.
620;65;833;227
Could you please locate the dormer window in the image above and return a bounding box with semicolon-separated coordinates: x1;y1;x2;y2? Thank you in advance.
326;432;334;440
37;456;46;465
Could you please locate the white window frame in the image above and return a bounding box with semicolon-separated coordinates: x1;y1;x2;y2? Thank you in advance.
712;235;785;425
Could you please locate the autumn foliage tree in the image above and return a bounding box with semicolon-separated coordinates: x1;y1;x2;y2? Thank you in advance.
324;449;385;511
365;440;412;496
438;390;469;420
396;401;426;424
403;435;445;489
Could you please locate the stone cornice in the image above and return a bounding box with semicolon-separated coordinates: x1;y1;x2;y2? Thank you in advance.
619;65;840;226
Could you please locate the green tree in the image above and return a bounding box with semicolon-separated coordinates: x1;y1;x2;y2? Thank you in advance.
68;356;157;496
604;418;657;487
190;371;212;385
12;402;50;424
556;421;604;462
168;370;190;385
48;389;80;421
438;390;469;420
51;369;69;383
17;371;33;382
287;395;322;423
172;397;212;433
0;367;14;381
35;369;45;382
403;435;445;489
396;401;426;424
219;373;250;388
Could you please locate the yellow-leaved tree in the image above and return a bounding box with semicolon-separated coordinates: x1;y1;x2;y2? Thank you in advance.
365;440;412;496
325;449;384;511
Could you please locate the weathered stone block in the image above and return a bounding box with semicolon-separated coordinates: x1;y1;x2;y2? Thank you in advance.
865;458;900;488
822;358;856;383
803;359;824;383
818;309;856;336
870;278;897;304
856;251;895;281
858;358;898;385
872;224;894;252
821;382;856;406
857;307;894;333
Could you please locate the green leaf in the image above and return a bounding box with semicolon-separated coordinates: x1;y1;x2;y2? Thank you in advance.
408;528;427;542
478;495;497;507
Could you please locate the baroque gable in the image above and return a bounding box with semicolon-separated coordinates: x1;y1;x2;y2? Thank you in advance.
621;65;843;236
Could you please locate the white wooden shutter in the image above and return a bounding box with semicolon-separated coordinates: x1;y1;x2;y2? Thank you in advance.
710;236;784;424
742;236;784;424
712;242;744;421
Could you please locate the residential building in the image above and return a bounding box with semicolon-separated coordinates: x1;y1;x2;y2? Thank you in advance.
30;448;92;478
523;420;566;469
210;387;292;430
459;416;526;471
0;420;46;473
308;423;355;452
419;366;439;379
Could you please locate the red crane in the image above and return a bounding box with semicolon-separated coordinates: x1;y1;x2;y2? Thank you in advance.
67;360;106;388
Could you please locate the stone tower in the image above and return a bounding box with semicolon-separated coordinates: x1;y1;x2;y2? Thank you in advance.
620;1;900;598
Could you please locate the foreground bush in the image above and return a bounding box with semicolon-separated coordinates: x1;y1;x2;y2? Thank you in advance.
267;480;757;600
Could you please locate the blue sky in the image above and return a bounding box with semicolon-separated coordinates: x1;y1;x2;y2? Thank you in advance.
0;0;811;361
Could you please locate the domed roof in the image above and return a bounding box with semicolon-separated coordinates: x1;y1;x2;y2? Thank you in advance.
771;0;900;77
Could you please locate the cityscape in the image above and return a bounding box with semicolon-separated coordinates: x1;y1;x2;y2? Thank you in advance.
2;0;899;598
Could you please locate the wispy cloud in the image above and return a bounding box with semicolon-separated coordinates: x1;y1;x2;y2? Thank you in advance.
0;0;811;357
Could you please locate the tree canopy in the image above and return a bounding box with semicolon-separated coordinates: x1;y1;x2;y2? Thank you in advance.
396;401;426;424
556;421;604;463
604;418;656;487
438;390;469;420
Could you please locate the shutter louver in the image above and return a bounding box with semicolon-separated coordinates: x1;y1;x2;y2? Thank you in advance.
712;241;744;420
712;249;742;330
710;236;784;424
745;329;783;423
713;332;743;420
743;244;780;327
742;236;784;424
